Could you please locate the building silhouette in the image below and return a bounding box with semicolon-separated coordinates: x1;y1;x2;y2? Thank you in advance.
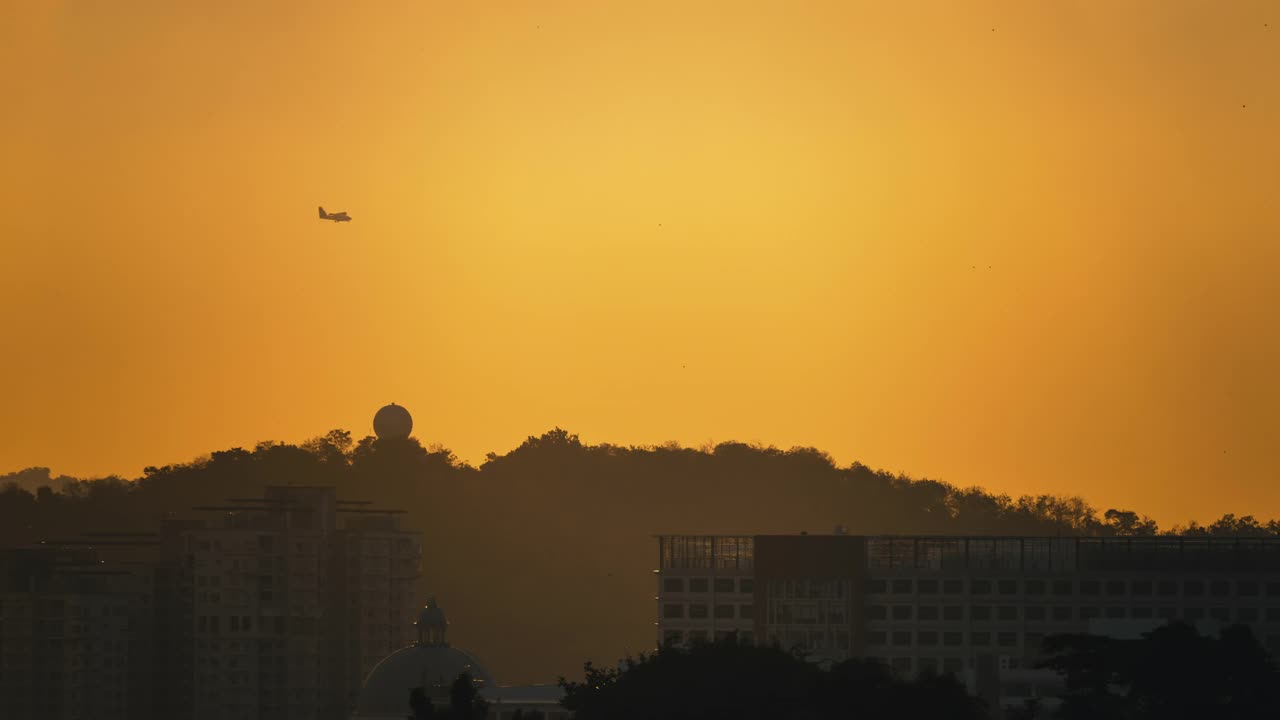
179;485;421;720
0;547;160;720
656;533;1280;715
0;484;421;720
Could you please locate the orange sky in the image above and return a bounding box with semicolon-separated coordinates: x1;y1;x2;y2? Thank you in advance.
2;1;1277;527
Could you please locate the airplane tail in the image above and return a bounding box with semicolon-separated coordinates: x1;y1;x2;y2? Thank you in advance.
318;206;328;219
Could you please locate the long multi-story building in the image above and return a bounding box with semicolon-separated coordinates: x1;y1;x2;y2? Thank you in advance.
656;533;1280;715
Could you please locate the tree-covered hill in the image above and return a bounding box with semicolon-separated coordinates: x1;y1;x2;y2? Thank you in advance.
2;428;1275;683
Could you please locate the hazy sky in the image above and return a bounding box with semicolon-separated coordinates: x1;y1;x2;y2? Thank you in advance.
2;1;1277;527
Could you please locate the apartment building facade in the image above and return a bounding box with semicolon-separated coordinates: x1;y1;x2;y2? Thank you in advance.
0;547;160;720
1;485;421;720
182;486;421;720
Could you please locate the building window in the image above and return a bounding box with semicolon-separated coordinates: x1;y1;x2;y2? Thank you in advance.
997;632;1018;647
1105;606;1126;619
1209;607;1231;622
663;604;684;619
1080;607;1100;620
892;579;913;595
866;605;887;620
663;578;684;594
1238;581;1259;596
1158;606;1178;620
971;632;991;646
689;578;709;593
971;580;992;595
943;631;963;646
865;579;887;594
918;657;939;675
943;579;963;595
663;630;683;646
918;631;939;646
1209;581;1230;597
714;578;735;594
942;657;963;674
688;604;708;619
997;606;1018;621
739;579;754;594
892;605;913;621
943;606;963;621
1158;581;1178;596
918;579;939;594
1184;607;1205;621
1106;581;1126;596
715;605;735;619
1025;606;1046;621
1184;581;1205;597
1265;582;1280;596
688;630;709;644
918;606;939;621
1053;580;1073;596
1080;580;1101;596
998;580;1017;595
971;606;991;621
890;657;913;676
1132;606;1154;619
1239;607;1259;623
1132;580;1153;596
739;604;754;618
1025;580;1046;596
892;631;912;646
868;631;887;646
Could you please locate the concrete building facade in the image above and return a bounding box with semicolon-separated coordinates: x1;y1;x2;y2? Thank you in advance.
0;547;160;720
656;533;1280;713
181;486;422;720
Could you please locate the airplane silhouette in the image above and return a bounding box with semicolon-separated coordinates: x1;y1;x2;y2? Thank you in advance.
318;206;351;223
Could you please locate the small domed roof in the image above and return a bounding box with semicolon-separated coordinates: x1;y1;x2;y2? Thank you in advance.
355;645;494;718
373;403;413;440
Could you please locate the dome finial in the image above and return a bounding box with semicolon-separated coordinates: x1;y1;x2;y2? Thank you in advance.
416;597;448;646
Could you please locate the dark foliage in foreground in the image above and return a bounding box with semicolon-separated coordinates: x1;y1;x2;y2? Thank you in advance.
559;636;984;720
1041;622;1280;720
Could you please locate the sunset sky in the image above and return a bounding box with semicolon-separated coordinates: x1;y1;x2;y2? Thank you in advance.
2;1;1276;527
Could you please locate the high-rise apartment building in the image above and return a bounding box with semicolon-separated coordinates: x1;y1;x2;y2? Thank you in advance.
656;533;1280;715
181;486;421;720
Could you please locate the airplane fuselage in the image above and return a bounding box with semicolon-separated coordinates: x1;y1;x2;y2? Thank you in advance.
319;206;351;222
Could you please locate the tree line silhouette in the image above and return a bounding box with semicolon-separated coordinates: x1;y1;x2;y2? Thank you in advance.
2;428;1277;683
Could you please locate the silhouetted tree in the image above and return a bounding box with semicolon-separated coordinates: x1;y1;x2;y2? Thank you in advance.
560;636;983;720
1041;622;1280;720
449;672;488;720
1102;508;1158;536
